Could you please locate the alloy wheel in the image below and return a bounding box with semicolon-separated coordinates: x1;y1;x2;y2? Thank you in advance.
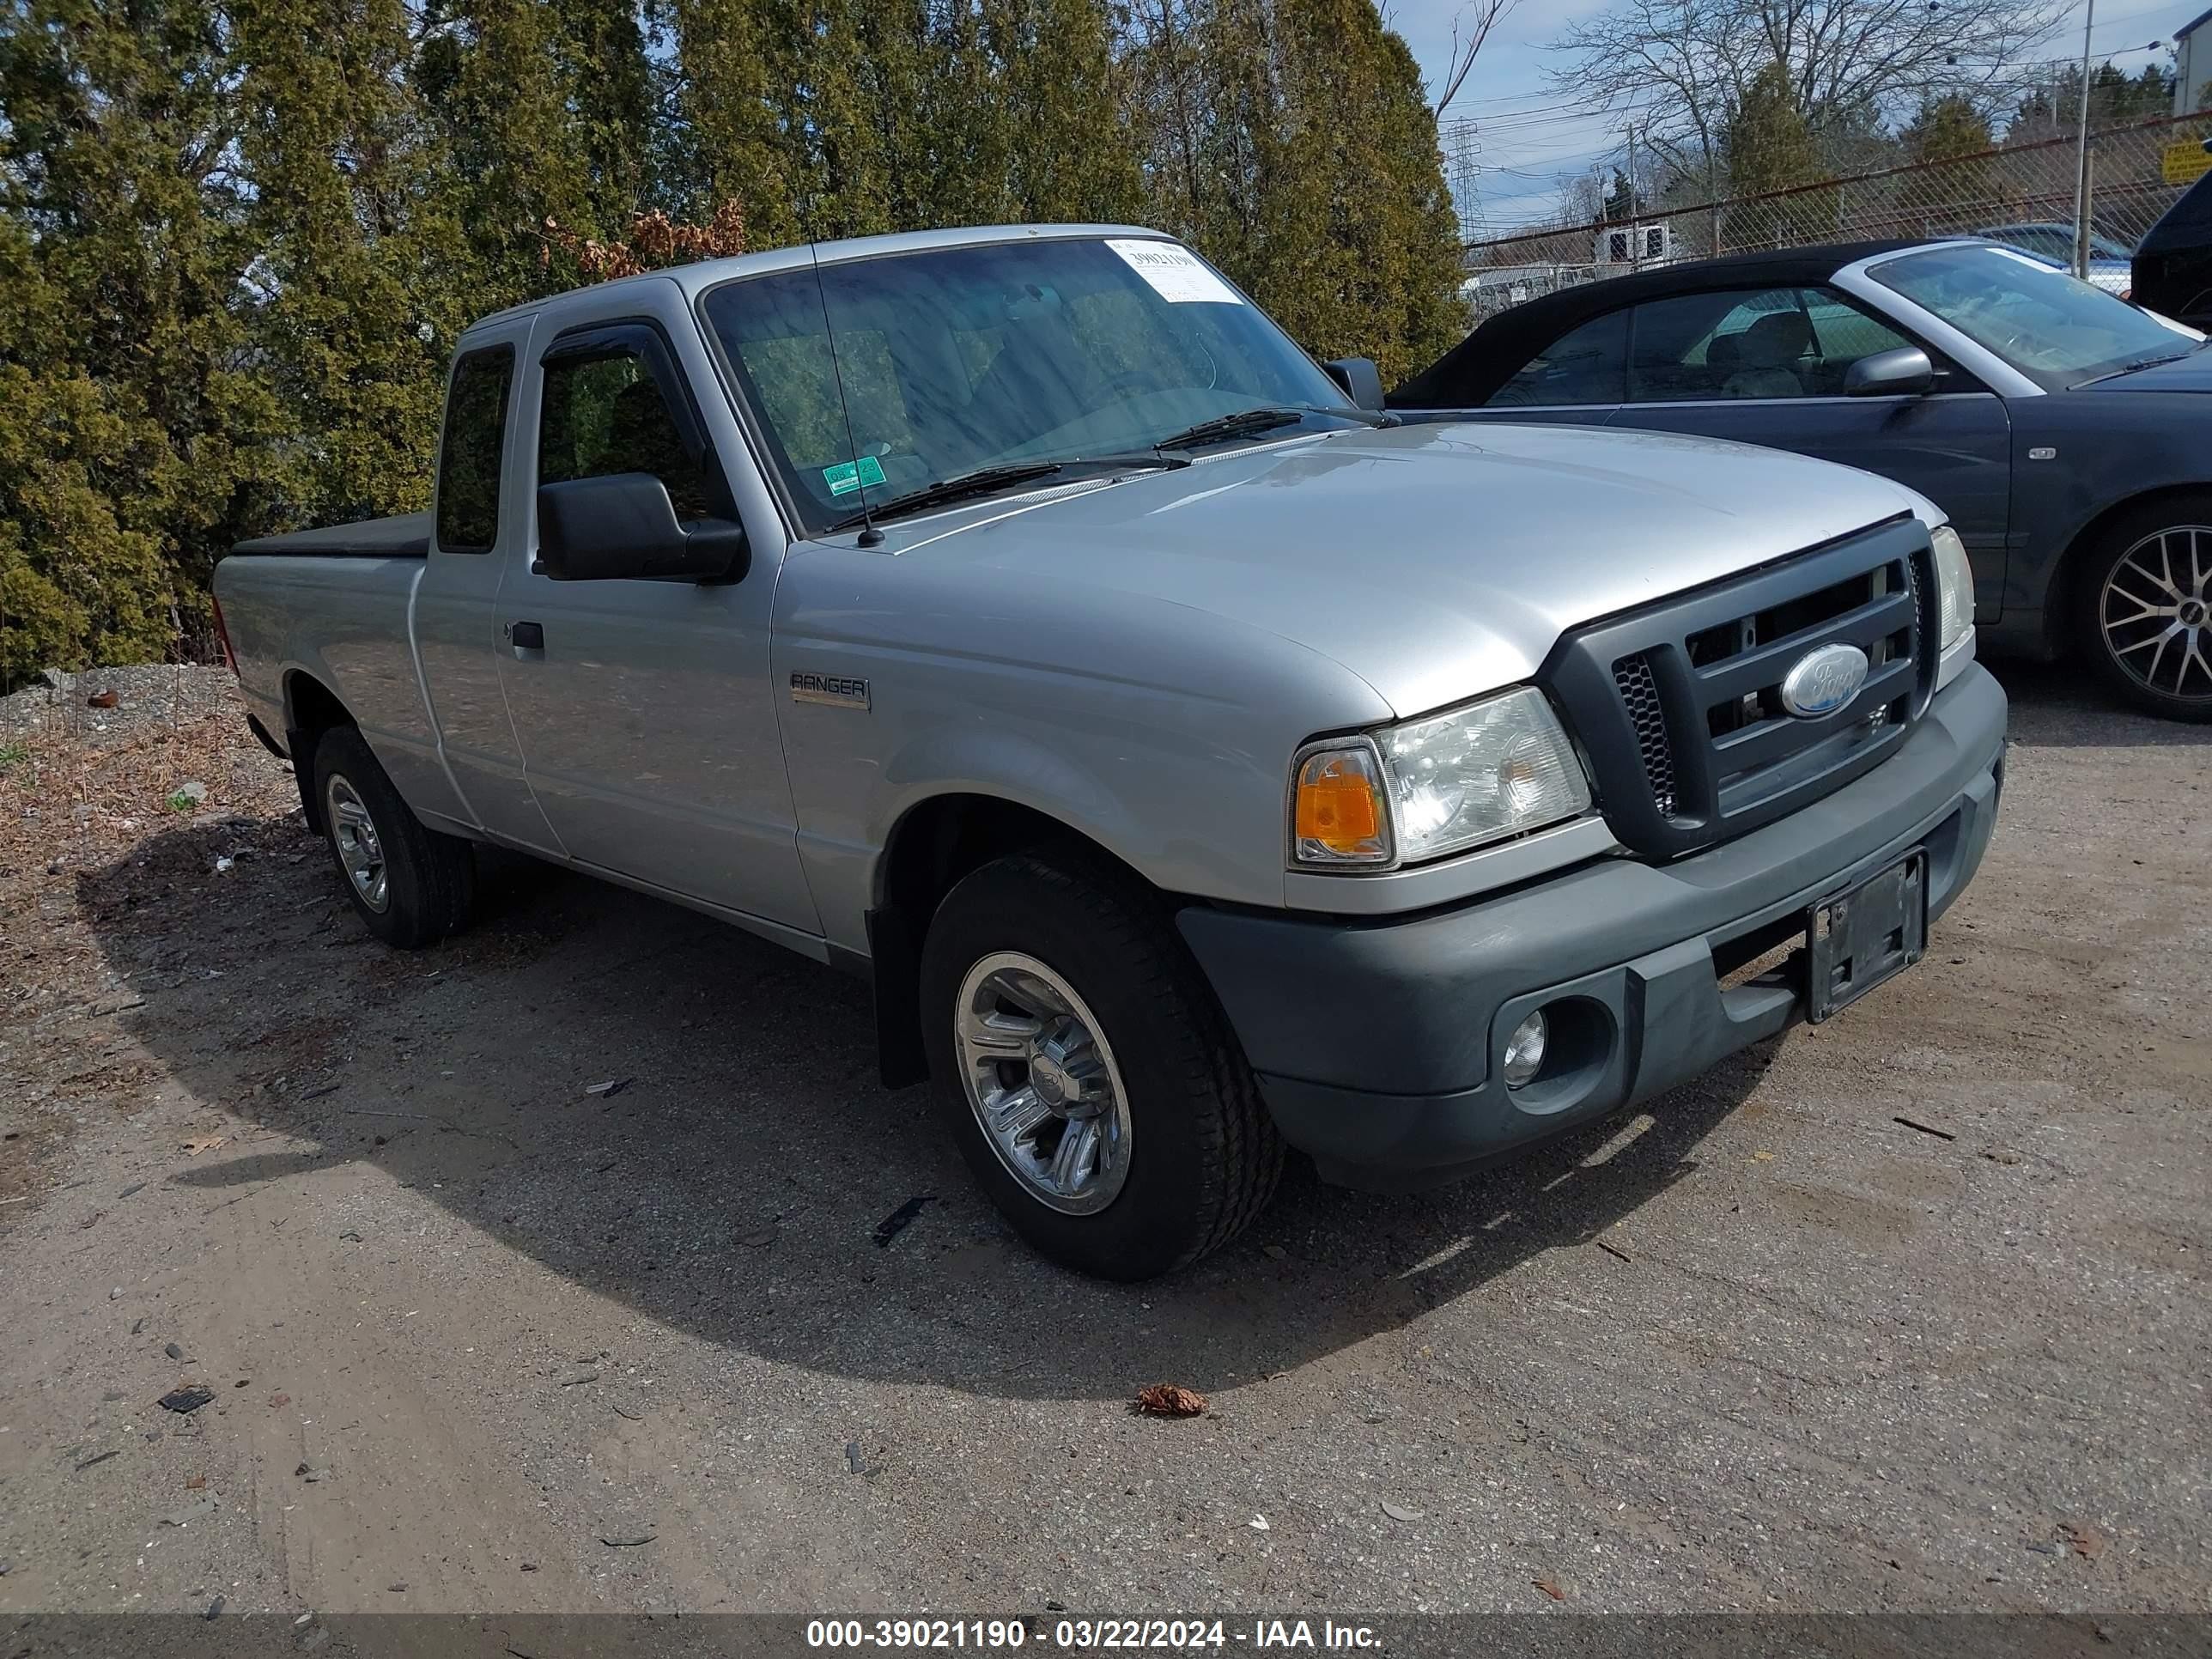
325;773;391;914
2100;525;2212;704
953;951;1133;1216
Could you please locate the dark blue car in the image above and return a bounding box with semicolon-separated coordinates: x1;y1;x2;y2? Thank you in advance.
1392;239;2212;720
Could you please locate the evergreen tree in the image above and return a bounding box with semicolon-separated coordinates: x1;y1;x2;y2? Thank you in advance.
1724;61;1831;246
1726;62;1821;198
0;0;274;682
414;0;659;305
1128;0;1465;383
1904;94;1995;165
233;0;469;526
664;0;804;246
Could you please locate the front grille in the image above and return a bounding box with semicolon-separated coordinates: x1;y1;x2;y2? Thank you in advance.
1612;653;1677;816
1545;520;1937;860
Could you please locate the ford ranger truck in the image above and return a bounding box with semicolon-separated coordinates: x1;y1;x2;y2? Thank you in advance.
215;223;2007;1279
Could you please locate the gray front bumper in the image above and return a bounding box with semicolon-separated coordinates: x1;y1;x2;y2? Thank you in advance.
1176;665;2008;1189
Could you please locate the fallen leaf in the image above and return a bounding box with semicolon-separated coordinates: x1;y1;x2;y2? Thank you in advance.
2061;1522;2109;1562
1133;1383;1208;1418
1379;1499;1424;1522
181;1135;227;1156
87;689;118;708
1533;1577;1566;1601
185;1474;207;1491
1249;1515;1270;1532
1752;1150;1776;1162
738;1227;777;1249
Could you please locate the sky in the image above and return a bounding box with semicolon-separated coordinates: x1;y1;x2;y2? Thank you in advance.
1382;0;2212;240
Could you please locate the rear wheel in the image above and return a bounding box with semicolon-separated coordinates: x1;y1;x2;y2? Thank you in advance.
311;726;477;947
2082;500;2212;722
918;852;1281;1279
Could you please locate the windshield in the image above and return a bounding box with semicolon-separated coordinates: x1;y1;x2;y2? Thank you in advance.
700;236;1356;533
1870;244;2197;388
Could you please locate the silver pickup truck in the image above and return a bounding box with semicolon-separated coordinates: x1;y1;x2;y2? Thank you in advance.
215;223;2007;1279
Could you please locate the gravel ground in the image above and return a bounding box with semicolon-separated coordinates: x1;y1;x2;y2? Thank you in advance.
0;661;2205;1624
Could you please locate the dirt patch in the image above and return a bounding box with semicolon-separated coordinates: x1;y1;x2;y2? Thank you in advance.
0;662;2206;1619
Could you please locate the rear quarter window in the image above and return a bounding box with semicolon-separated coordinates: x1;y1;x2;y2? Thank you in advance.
1489;309;1628;406
434;345;516;553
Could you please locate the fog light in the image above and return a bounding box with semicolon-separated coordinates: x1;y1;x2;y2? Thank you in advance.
1503;1011;1548;1089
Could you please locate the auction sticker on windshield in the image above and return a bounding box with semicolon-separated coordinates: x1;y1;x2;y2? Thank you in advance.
1107;240;1244;305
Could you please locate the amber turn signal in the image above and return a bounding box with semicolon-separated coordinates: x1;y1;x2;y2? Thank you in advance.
1291;745;1391;865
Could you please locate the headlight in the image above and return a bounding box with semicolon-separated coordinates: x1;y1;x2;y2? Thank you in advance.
1291;687;1591;870
1930;524;1973;650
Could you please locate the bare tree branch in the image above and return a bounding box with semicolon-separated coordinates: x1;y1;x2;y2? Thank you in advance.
1433;0;1521;117
1547;0;2069;171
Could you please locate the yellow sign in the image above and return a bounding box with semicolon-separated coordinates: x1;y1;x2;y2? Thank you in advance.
2163;139;2212;187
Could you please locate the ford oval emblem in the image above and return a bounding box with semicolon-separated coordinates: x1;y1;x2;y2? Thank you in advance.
1778;642;1869;719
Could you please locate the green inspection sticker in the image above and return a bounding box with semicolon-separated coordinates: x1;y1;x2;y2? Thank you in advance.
823;455;887;497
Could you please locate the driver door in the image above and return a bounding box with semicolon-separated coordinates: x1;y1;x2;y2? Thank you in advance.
494;287;820;940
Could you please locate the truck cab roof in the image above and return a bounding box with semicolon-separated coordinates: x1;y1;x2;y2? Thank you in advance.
460;222;1172;338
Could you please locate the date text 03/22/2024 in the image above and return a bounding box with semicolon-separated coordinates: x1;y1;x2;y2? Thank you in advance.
803;1619;1383;1650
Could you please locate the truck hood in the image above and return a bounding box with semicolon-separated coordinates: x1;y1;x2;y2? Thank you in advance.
889;421;1926;717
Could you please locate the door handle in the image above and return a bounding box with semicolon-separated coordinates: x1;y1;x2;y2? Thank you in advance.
507;620;544;650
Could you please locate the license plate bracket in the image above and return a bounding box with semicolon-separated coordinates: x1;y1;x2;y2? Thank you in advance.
1807;850;1928;1023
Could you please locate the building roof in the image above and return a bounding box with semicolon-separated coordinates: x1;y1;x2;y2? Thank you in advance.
2178;4;2212;40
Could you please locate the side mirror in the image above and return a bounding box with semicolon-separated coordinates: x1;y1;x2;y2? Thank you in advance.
1844;346;1936;398
536;473;748;584
1323;356;1386;410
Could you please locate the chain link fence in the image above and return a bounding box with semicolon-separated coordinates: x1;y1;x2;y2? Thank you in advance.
1462;112;2212;320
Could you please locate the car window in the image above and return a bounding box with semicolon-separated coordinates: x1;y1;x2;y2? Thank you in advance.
538;344;714;523
1486;310;1627;406
1870;243;2200;388
702;237;1353;534
1626;287;1918;402
434;345;514;553
1994;227;2070;261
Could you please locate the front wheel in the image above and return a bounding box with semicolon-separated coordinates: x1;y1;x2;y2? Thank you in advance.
918;853;1281;1279
311;726;477;948
2082;501;2212;721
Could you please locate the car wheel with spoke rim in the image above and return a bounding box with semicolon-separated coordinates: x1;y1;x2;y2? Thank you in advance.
311;726;477;947
956;952;1133;1216
326;773;390;914
920;850;1281;1279
2082;500;2212;722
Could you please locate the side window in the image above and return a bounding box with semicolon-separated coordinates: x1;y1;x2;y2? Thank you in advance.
1798;289;1918;389
1629;287;1922;403
538;343;715;523
434;345;515;553
1486;309;1628;406
1629;289;1804;403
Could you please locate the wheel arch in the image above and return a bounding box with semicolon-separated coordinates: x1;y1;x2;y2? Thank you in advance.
2043;483;2212;658
281;669;357;834
864;791;1160;1090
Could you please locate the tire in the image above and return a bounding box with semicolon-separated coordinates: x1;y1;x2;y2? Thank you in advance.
311;726;477;948
918;851;1282;1279
2078;496;2212;722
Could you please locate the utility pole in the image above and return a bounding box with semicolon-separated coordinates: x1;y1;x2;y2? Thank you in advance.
1627;123;1641;270
2073;0;2096;279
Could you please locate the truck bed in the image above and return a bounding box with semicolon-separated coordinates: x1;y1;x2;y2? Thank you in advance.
228;512;432;560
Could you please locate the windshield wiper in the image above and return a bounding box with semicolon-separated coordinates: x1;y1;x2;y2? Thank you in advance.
1153;404;1391;453
829;462;1064;531
2076;351;2194;387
